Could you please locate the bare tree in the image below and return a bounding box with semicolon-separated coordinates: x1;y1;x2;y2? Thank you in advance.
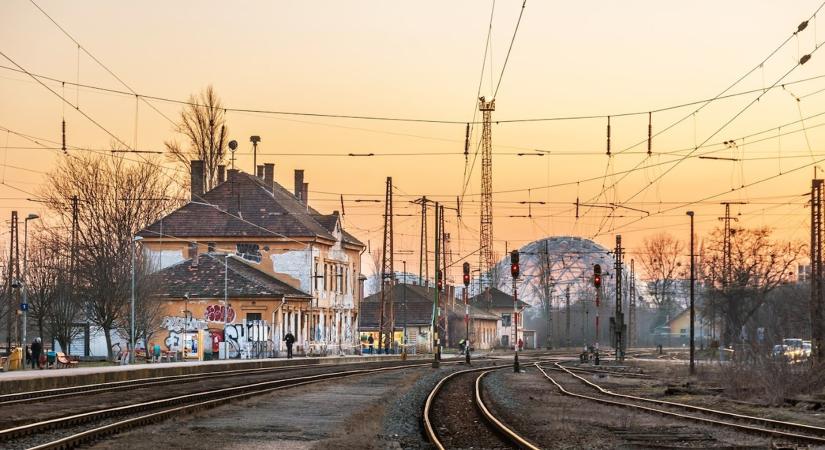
116;255;164;354
41;153;177;359
25;236;59;344
165;85;228;192
700;227;803;346
636;232;685;325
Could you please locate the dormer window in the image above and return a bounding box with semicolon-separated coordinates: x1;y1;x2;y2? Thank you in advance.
236;243;262;263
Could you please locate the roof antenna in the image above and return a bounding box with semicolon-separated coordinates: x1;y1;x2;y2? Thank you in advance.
250;136;261;173
228;140;238;170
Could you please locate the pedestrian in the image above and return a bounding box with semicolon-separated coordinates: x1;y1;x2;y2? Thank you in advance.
367;334;374;355
152;342;161;363
30;338;41;370
518;338;524;352
459;339;466;355
284;331;296;359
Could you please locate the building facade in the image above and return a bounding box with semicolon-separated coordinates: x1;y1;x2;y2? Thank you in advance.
138;161;365;357
470;288;530;349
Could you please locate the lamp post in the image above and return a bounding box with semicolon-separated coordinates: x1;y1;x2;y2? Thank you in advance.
183;293;190;359
223;254;229;360
131;235;143;364
687;210;696;375
21;213;39;362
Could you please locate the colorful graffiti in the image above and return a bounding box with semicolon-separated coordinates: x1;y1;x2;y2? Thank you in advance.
204;304;235;323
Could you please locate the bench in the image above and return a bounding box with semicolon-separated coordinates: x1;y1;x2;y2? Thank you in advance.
56;352;79;368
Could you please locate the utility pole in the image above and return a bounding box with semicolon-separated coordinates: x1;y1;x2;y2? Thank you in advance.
543;240;553;349
629;259;636;348
432;203;441;368
719;201;746;345
6;212;19;352
593;264;602;365
510;250;520;372
565;286;571;348
413;196;429;287
613;235;625;362
811;179;824;361
440;205;449;344
378;177;394;354
687;211;696;374
463;262;471;365
479;97;495;288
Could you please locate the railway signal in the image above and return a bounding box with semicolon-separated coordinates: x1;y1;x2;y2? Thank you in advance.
593;263;602;365
593;263;602;288
510;250;520;278
511;250;520;373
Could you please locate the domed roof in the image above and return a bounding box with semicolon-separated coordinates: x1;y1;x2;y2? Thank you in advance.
491;236;616;307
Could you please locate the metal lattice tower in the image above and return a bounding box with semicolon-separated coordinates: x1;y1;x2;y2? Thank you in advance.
378;177;394;352
811;179;824;360
416;196;428;287
629;258;637;347
613;235;625;361
479;96;495;286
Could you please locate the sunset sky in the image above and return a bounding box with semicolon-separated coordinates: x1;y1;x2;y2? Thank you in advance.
3;1;825;278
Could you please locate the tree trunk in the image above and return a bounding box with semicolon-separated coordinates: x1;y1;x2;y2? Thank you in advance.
103;324;113;360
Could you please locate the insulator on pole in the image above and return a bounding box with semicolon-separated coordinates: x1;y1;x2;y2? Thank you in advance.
575;196;579;218
647;112;652;156
456;196;461;218
61;119;67;154
340;194;345;216
464;123;470;161
606;116;611;156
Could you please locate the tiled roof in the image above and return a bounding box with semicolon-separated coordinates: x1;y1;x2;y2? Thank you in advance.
469;287;530;310
446;303;499;321
139;170;363;247
150;253;310;299
360;284;438;328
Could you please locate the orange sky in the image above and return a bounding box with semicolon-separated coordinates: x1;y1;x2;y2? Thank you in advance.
2;1;825;279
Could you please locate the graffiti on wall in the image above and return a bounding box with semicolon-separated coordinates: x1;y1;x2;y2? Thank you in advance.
161;312;206;351
224;320;271;359
204;304;236;323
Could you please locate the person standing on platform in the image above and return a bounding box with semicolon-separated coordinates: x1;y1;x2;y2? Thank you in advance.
284;331;296;359
367;334;374;355
30;338;42;369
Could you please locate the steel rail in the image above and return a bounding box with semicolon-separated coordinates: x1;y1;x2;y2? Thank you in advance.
0;360;334;406
552;361;825;436
474;370;541;450
423;366;494;450
0;361;438;444
25;366;413;450
535;363;825;445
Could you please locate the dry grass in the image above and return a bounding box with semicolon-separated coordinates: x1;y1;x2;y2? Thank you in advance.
705;356;825;404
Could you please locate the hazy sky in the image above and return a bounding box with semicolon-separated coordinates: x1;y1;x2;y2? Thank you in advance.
2;1;825;277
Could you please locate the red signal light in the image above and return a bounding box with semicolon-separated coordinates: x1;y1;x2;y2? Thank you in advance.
437;270;443;291
510;250;520;278
594;273;601;288
462;262;470;287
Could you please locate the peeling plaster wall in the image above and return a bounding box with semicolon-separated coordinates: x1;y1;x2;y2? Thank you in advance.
146;248;185;272
271;247;318;294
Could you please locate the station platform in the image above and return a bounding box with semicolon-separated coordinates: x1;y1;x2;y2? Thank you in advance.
0;353;433;394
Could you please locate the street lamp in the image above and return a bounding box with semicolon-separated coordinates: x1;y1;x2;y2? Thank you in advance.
21;213;39;363
130;235;143;364
687;211;696;375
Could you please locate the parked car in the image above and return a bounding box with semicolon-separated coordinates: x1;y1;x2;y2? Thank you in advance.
803;341;812;359
772;344;786;359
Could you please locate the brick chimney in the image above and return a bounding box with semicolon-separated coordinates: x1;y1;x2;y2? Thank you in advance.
188;242;199;267
256;165;264;179
190;160;204;200
263;163;274;188
217;165;226;184
294;169;304;201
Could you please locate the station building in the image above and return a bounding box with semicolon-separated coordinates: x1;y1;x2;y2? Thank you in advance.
470;288;530;349
138;161;366;358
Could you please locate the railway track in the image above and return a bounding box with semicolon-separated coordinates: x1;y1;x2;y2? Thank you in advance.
423;365;540;450
535;361;825;445
0;357;432;407
0;359;456;450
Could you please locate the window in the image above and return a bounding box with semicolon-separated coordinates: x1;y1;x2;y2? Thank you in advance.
314;259;320;290
501;314;512;327
680;328;687;336
324;264;329;291
236;243;261;263
247;313;262;321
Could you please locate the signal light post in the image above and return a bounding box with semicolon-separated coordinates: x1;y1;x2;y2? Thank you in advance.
593;263;602;365
463;262;471;365
511;250;520;373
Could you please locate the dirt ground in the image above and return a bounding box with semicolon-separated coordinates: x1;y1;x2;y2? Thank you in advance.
482;366;781;449
90;367;428;450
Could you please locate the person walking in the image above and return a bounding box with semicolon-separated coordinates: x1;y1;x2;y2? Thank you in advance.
518;338;524;352
367;334;374;355
30;338;42;370
284;331;296;359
